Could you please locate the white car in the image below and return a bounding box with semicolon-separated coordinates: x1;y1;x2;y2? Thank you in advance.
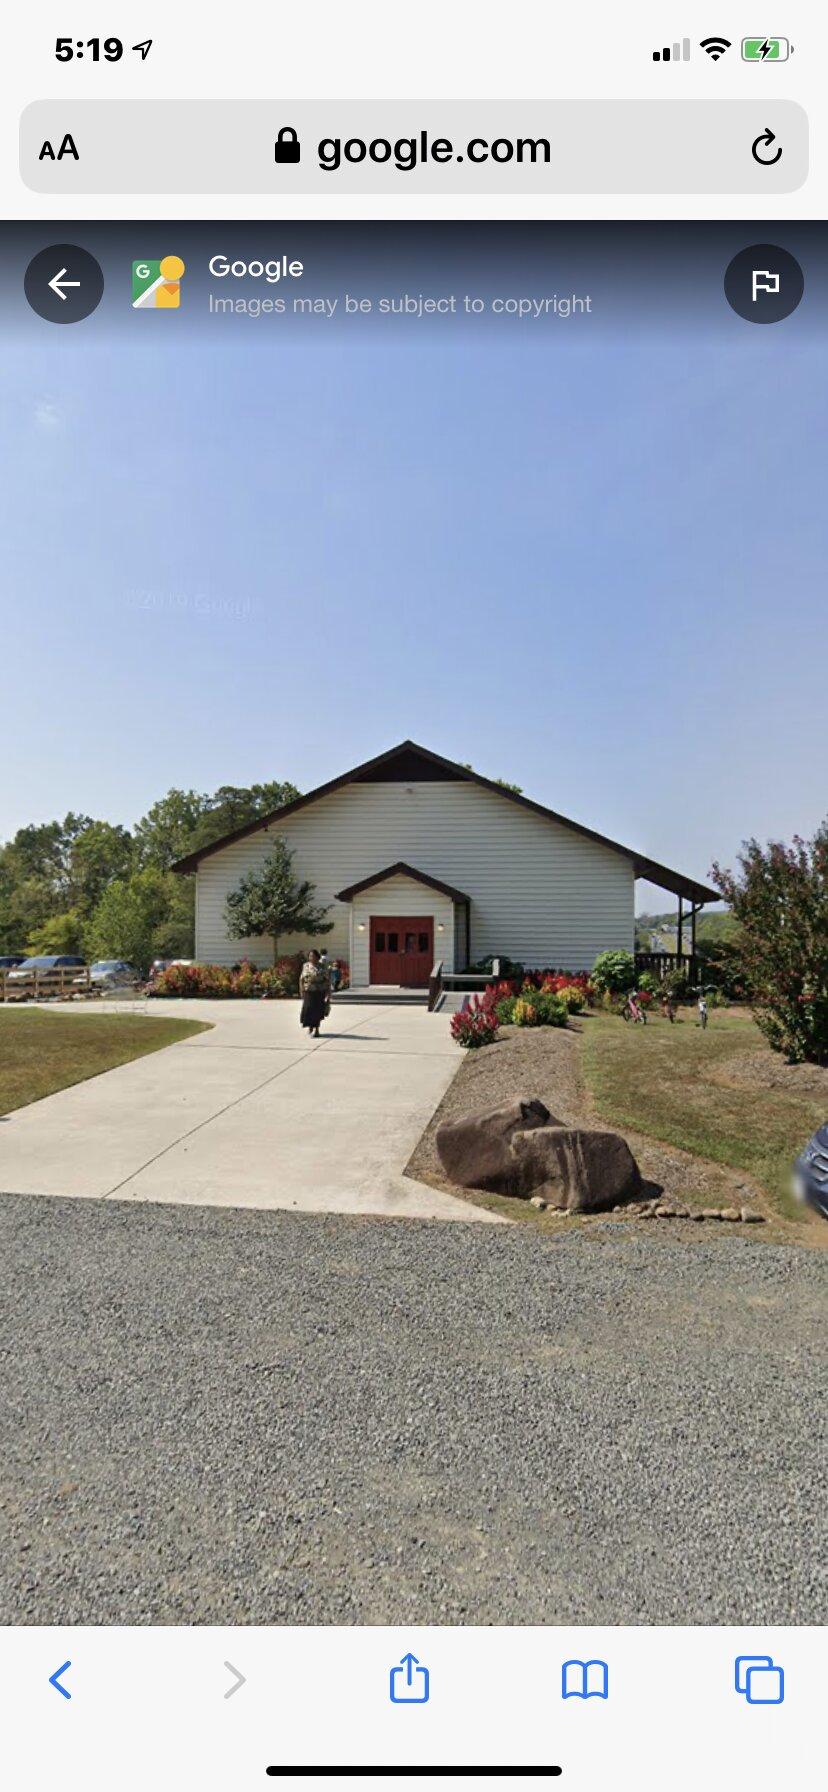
77;959;140;990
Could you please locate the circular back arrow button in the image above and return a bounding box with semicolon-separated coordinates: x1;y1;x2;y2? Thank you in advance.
24;243;104;323
752;128;783;166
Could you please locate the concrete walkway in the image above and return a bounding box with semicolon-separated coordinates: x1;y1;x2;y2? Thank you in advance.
0;999;498;1222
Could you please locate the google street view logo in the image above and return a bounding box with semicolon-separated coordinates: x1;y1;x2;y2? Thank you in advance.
132;255;186;309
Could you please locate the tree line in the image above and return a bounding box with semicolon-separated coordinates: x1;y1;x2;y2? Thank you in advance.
0;779;299;969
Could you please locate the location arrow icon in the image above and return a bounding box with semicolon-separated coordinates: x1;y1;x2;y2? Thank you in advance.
49;1660;72;1700
223;1660;246;1700
132;40;153;60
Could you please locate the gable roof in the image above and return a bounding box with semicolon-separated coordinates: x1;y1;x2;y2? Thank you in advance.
171;739;718;903
335;862;471;904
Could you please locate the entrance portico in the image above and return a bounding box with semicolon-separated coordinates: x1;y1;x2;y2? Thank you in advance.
335;861;471;989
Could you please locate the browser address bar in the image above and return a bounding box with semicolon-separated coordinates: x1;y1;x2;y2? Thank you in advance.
21;99;808;193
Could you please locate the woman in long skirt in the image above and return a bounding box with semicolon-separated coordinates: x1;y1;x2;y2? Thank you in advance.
299;948;330;1038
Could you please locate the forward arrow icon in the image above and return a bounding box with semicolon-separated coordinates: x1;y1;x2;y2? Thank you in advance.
223;1660;246;1699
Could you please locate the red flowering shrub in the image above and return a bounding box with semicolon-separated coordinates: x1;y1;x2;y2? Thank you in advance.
482;969;593;1016
450;996;500;1048
150;953;349;1000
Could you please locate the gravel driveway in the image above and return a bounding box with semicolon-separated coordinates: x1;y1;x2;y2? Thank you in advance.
1;1194;825;1625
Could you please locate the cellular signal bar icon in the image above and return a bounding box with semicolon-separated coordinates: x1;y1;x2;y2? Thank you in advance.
653;38;691;61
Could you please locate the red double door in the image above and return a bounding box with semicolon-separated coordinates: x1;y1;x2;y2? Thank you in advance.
369;916;434;987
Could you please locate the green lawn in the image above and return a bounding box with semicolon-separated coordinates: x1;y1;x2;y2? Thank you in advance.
0;1009;211;1114
579;1007;823;1222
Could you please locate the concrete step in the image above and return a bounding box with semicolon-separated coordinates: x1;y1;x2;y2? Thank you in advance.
334;987;427;1006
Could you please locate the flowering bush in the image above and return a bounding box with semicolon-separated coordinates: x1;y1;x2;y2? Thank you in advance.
512;996;542;1027
712;825;828;1063
450;1000;500;1048
512;990;567;1028
150;955;349;999
553;984;586;1013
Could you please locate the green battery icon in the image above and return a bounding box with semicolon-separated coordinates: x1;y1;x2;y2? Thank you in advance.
742;37;790;60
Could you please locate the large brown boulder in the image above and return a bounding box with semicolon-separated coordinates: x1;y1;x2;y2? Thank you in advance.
510;1127;642;1212
435;1098;557;1190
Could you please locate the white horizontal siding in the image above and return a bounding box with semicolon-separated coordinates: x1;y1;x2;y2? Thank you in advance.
194;779;634;974
350;875;455;985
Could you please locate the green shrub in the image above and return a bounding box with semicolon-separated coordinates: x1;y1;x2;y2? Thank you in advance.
591;949;636;994
660;968;691;1003
512;991;567;1028
637;970;659;996
495;994;516;1024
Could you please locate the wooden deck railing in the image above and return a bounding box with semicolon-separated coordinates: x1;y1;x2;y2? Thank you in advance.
635;950;699;984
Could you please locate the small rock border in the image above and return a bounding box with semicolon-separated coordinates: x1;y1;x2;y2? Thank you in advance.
528;1194;764;1223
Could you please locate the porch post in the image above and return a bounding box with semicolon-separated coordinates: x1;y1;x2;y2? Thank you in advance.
677;894;683;962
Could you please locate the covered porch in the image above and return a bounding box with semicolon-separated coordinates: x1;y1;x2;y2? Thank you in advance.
632;856;720;987
334;861;471;991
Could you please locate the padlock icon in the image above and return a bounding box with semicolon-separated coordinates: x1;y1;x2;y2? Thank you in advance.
274;126;301;165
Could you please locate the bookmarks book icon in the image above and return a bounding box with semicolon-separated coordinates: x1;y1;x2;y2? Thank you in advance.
132;256;186;309
562;1659;609;1699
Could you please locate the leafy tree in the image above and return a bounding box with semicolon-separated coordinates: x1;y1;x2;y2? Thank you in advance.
0;869;55;950
66;820;134;913
224;838;332;962
199;781;299;844
134;779;300;868
711;823;828;1063
26;910;85;956
85;867;178;973
133;789;210;869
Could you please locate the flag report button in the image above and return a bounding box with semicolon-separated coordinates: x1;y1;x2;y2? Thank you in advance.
24;242;104;323
724;242;804;322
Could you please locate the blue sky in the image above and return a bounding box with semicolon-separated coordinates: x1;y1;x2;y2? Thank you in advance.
2;324;825;908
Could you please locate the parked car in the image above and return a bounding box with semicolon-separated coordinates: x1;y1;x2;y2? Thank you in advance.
793;1124;828;1220
75;959;140;990
6;954;86;984
147;958;193;984
0;954;27;969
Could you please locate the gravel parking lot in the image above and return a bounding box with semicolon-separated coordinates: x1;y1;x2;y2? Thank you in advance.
1;1194;825;1625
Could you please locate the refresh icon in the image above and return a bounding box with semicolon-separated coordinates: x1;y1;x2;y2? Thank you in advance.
752;127;783;166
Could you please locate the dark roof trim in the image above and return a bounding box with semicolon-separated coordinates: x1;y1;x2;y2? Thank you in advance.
171;738;718;903
335;862;471;904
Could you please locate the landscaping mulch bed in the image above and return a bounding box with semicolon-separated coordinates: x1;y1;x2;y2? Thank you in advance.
405;1022;775;1234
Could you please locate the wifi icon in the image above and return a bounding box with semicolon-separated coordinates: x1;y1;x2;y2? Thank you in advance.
700;36;732;59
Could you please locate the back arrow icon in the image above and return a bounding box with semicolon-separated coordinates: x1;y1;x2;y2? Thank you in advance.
49;1660;72;1700
48;268;82;301
752;128;783;166
223;1660;246;1699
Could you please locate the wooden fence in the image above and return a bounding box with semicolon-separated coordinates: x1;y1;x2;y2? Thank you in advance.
0;966;94;1002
